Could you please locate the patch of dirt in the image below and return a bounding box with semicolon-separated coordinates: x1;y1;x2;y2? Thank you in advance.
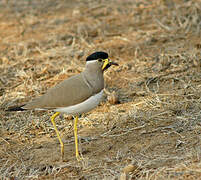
0;0;201;179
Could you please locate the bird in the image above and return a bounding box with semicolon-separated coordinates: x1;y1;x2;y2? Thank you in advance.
6;51;118;161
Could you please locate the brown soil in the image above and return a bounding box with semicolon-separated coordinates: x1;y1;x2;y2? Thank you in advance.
0;0;201;179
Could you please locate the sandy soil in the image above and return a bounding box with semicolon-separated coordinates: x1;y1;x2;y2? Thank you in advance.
0;0;201;179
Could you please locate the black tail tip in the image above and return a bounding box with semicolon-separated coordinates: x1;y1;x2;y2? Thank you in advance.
6;105;26;111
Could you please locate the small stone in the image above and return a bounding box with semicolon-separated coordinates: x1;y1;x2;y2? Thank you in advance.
122;164;137;174
66;115;73;121
107;91;119;105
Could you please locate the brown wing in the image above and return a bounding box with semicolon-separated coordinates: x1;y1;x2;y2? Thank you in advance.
23;73;93;110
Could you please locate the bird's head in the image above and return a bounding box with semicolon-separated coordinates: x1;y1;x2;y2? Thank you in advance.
86;51;118;71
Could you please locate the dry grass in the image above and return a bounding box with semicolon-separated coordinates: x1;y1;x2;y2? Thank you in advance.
0;0;201;179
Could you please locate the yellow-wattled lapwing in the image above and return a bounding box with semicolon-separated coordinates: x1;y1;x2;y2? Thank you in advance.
7;51;118;161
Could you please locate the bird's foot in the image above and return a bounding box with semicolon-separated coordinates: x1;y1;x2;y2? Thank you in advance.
76;153;83;161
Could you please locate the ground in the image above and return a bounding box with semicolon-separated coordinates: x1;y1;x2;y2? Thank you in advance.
0;0;201;179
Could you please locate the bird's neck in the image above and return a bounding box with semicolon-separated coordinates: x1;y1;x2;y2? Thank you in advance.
82;66;104;94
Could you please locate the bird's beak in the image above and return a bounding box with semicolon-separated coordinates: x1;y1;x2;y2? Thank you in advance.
102;59;119;71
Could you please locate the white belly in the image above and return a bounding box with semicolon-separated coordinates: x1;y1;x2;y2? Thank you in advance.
54;90;103;115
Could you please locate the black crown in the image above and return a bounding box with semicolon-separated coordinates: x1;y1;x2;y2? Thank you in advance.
86;52;108;61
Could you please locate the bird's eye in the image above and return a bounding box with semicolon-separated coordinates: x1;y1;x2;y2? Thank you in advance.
98;59;102;62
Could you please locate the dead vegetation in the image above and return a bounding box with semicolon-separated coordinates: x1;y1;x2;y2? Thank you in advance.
0;0;201;179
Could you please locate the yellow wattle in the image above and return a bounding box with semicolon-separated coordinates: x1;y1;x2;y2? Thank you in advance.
102;59;109;70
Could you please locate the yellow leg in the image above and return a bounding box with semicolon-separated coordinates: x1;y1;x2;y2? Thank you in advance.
50;112;64;160
74;116;82;161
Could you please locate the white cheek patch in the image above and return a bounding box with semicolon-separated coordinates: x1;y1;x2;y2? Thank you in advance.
86;60;98;65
